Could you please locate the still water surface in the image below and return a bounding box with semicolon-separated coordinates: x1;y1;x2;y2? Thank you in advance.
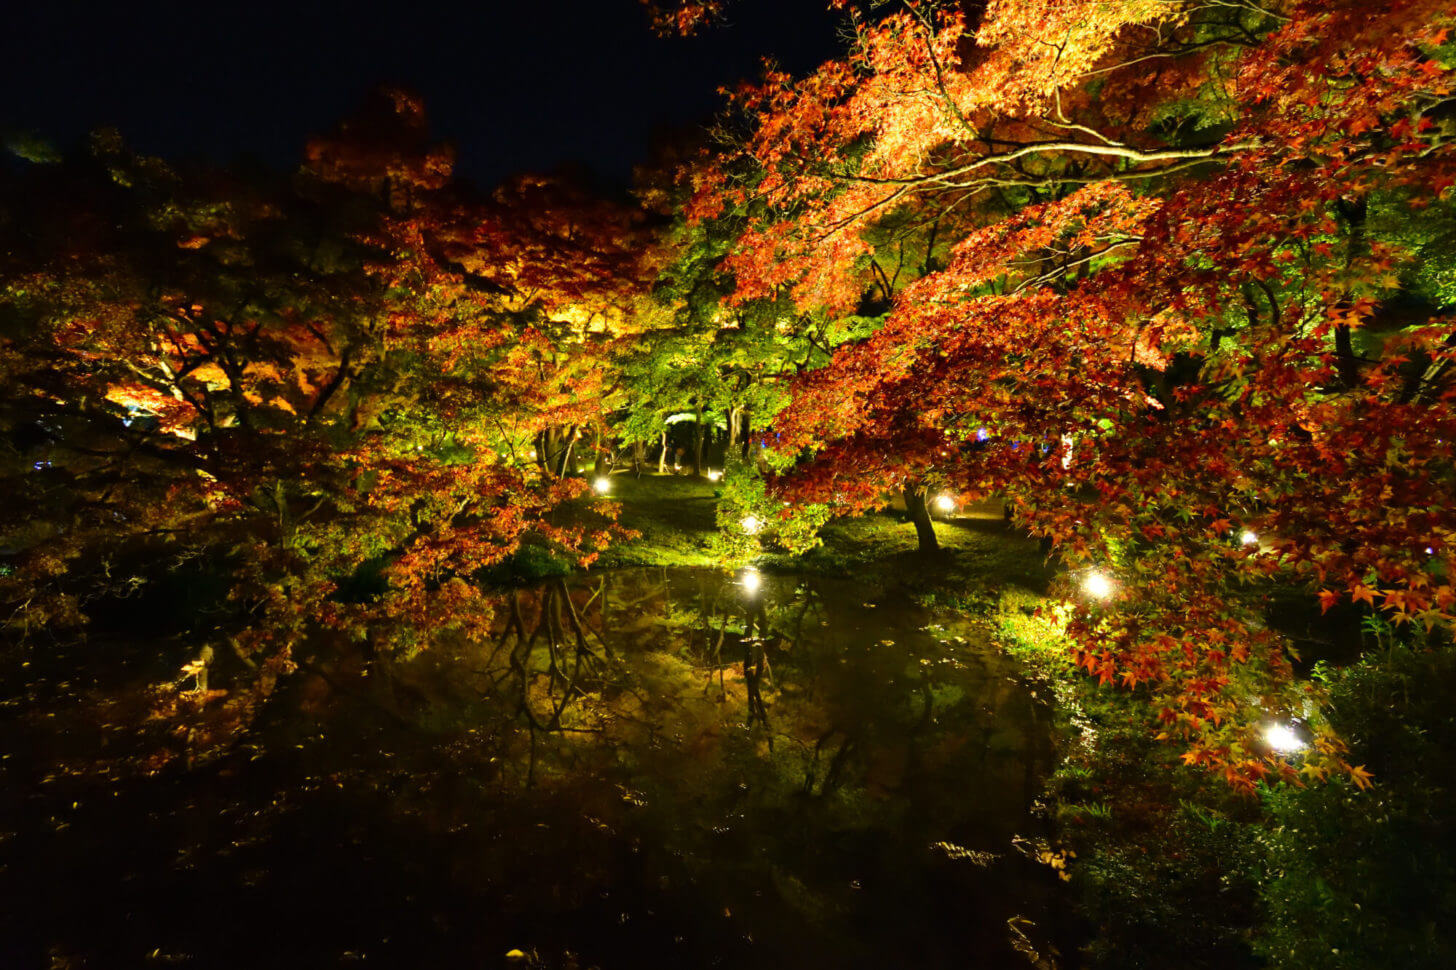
4;567;1064;968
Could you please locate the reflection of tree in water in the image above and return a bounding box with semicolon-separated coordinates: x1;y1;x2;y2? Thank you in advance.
489;577;613;784
483;572;1036;808
6;567;1059;970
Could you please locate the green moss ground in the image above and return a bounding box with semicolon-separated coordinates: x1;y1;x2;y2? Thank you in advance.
590;471;1055;598
593;473;722;567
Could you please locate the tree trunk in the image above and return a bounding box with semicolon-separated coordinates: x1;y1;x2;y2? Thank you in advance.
692;406;705;476
902;485;939;554
592;426;607;476
556;425;577;477
657;430;668;474
740;409;752;460
631;439;645;477
727;406;739;450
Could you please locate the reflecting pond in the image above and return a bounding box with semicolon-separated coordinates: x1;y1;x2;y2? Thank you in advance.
3;567;1066;969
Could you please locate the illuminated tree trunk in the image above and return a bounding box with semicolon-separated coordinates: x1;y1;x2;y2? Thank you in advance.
692;406;705;476
727;405;739;450
592;426;607;476
556;425;577;477
631;440;645;477
902;484;939;554
657;429;668;474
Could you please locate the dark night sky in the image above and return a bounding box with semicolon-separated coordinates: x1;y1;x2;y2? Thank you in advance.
2;0;843;191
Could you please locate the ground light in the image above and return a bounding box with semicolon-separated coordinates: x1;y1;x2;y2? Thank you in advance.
1240;530;1259;546
741;514;762;535
592;476;611;494
1264;721;1307;754
1083;570;1115;600
706;470;722;482
741;568;762;594
934;495;956;513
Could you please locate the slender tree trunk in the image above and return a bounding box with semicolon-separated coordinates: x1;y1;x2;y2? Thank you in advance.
740;409;752;460
556;425;577;477
631;440;645;477
593;426;607;476
727;406;739;451
902;485;939;554
1334;194;1369;390
657;430;668;474
692;406;705;476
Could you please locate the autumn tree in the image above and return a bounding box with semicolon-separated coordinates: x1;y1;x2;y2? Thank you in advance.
686;0;1456;787
0;90;635;763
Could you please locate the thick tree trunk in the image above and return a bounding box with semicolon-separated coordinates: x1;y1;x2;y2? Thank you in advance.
631;439;645;477
692;406;705;476
902;485;939;554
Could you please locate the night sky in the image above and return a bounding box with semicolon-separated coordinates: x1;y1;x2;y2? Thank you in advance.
2;0;843;191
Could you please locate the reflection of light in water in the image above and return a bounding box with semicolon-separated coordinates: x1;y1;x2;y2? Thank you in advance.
934;495;955;513
741;568;762;594
1083;570;1114;599
741;514;762;535
593;476;612;494
1240;530;1259;546
1264;721;1306;754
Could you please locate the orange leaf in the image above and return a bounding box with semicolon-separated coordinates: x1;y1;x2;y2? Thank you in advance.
1348;764;1375;791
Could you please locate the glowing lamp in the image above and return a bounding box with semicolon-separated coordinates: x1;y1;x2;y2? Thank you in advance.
1240;530;1259;546
741;514;762;535
1264;721;1306;754
706;470;722;482
1083;570;1114;600
592;476;612;494
934;495;956;513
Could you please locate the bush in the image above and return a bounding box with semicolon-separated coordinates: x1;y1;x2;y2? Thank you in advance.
1255;644;1456;969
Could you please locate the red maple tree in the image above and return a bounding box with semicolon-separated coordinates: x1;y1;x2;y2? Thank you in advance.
688;0;1456;789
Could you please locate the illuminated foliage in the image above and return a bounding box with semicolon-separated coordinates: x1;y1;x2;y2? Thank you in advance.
0;92;638;762
689;0;1456;788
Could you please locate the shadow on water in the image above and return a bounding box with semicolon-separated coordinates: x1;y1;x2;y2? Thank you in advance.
2;567;1067;969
